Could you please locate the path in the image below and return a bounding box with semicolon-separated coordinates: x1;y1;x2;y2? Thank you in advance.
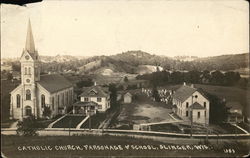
10;121;18;128
76;116;89;129
231;123;249;134
47;114;67;128
98;111;116;129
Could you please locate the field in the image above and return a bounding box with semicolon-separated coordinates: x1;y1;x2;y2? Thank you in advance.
52;116;86;128
112;94;174;129
2;135;249;157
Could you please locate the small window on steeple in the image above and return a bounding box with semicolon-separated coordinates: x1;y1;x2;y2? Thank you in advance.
28;67;31;75
25;67;27;75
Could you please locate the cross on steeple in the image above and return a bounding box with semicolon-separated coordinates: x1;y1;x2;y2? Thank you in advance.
25;19;35;53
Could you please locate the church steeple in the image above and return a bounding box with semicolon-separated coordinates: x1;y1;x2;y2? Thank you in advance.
25;19;35;53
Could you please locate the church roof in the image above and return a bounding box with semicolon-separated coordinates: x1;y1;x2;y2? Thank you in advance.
172;85;197;102
38;74;73;93
80;86;110;97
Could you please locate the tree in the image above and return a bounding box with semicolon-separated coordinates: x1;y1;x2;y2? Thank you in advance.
43;106;52;118
109;84;118;109
7;72;13;80
208;93;230;124
152;86;160;102
16;116;44;136
211;70;224;85
224;71;241;86
76;79;94;88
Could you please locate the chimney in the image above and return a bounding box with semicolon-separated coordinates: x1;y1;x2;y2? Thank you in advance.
190;84;194;88
183;82;186;86
94;82;97;86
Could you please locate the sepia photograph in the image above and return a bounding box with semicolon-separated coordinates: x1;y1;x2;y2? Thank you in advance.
1;0;249;157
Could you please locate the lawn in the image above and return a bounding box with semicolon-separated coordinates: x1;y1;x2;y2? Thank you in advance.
151;123;182;133
2;135;249;157
52;115;86;128
150;123;246;135
80;113;107;129
238;122;250;133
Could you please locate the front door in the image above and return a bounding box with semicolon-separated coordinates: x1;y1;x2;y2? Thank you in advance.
25;106;32;116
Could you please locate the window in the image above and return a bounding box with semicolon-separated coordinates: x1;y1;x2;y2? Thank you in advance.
41;94;45;108
84;97;89;102
186;111;188;117
186;102;189;108
204;102;206;108
26;89;31;100
25;106;32;116
97;97;102;102
66;91;68;105
98;104;102;109
28;67;31;75
198;112;200;118
62;93;64;106
52;97;55;110
57;95;60;106
25;67;27;75
204;111;206;117
16;94;21;108
194;95;198;98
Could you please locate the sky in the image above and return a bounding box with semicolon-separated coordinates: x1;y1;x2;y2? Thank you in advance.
1;0;249;58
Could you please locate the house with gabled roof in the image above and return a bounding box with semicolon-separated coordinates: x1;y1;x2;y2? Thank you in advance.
226;101;243;123
172;83;209;124
79;83;110;112
10;20;74;120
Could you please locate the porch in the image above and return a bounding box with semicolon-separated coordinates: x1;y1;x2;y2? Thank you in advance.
72;101;98;116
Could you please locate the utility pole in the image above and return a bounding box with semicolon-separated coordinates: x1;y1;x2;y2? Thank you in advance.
88;110;91;130
190;96;193;138
69;119;71;136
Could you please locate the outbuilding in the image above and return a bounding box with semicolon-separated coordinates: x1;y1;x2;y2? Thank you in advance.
124;92;132;103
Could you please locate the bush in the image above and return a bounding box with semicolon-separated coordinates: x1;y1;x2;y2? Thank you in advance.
16;116;44;136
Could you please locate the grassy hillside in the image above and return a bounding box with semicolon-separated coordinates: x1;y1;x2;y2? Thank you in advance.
195;53;249;71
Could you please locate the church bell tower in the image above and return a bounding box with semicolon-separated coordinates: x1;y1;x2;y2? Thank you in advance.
20;19;40;118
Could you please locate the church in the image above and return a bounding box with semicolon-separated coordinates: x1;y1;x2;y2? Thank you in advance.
10;20;74;120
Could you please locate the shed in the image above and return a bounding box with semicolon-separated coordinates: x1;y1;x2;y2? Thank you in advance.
124;92;132;103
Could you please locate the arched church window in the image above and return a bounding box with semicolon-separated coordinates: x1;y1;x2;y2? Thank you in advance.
26;89;31;100
57;95;60;107
41;94;45;108
16;94;21;108
66;91;68;104
62;93;64;106
25;106;32;116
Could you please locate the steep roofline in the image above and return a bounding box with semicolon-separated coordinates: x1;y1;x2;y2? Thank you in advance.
10;84;22;94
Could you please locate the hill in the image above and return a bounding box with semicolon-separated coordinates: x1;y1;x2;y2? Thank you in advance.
194;53;249;71
2;51;249;75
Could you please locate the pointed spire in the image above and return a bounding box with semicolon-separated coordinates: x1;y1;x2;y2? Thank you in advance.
25;19;35;53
